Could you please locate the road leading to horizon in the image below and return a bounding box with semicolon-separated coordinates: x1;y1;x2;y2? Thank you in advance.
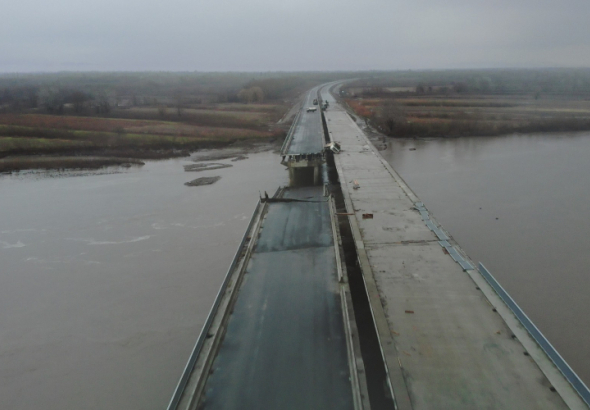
286;87;325;155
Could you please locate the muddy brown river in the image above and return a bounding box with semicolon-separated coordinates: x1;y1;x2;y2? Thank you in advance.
0;151;287;409
381;132;590;386
2;132;589;408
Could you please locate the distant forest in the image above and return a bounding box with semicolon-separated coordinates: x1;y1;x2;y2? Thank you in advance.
346;68;590;96
0;71;358;114
340;69;590;139
3;69;590;115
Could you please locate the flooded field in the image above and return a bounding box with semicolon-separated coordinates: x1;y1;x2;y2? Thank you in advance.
0;150;287;409
381;132;590;386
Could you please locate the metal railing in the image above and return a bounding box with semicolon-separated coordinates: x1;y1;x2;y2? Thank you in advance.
167;200;263;410
478;262;590;407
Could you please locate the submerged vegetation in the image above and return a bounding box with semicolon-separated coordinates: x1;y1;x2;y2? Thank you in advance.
341;68;590;138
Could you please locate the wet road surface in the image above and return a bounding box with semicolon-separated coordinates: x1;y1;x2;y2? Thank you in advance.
201;186;354;410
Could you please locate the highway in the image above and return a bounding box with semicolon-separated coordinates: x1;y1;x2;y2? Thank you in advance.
169;82;590;410
320;83;588;410
285;87;325;155
199;186;355;410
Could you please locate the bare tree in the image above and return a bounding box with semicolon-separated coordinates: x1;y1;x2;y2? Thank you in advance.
377;100;405;135
237;87;253;103
250;86;264;103
71;91;89;113
453;82;468;93
39;86;65;114
237;86;264;104
95;92;112;114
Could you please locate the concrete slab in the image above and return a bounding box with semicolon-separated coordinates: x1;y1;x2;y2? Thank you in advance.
286;87;325;155
367;243;565;408
201;186;355;410
320;86;585;409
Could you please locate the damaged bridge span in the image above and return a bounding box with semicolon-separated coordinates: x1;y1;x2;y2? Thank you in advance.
167;83;590;410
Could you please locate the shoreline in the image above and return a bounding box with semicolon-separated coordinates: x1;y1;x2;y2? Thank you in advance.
0;137;282;174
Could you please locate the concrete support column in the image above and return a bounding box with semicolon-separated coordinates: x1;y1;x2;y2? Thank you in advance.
313;165;320;186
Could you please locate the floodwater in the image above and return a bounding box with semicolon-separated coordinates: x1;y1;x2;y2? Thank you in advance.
0;151;287;409
381;132;590;386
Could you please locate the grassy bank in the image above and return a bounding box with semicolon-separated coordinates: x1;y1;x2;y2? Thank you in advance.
0;114;283;164
344;95;590;138
342;69;590;138
0;71;344;170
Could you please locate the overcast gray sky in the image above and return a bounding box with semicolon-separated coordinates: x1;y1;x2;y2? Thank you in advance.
2;0;589;72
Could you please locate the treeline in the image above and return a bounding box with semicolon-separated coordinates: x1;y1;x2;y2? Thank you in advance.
0;71;363;114
0;72;259;113
347;68;590;96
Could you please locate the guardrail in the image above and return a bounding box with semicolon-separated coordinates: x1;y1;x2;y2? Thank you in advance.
280;109;301;156
167;200;264;410
478;263;590;407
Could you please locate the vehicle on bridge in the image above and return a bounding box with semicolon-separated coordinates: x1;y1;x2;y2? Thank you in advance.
306;107;317;112
325;141;340;153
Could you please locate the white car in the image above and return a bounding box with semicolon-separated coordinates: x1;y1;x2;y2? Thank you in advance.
306;107;317;112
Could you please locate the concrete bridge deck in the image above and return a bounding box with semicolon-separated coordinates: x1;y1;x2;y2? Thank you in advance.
168;186;367;410
281;86;328;186
201;186;354;410
282;86;325;156
169;82;588;410
320;85;587;410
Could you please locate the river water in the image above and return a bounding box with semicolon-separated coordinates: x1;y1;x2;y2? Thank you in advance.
0;151;287;409
381;132;590;386
3;133;589;407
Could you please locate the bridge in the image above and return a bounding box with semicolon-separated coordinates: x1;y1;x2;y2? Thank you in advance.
167;83;590;410
279;86;328;186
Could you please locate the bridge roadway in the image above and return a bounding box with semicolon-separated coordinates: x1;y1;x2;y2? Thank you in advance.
320;85;588;409
169;185;364;410
169;83;588;410
283;86;325;155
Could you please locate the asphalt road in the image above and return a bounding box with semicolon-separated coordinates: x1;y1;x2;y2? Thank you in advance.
286;87;325;155
201;186;354;410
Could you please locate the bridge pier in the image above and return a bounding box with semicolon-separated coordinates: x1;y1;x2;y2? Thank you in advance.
284;157;323;187
313;164;320;185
